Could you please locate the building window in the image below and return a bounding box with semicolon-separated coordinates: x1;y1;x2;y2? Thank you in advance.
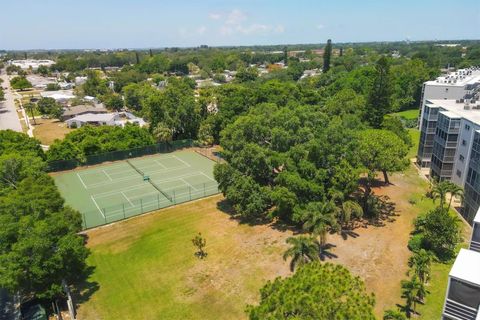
456;170;462;177
465;124;471;131
462;140;467;146
460;154;465;162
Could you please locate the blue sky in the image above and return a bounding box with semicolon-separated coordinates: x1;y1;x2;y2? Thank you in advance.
1;0;479;49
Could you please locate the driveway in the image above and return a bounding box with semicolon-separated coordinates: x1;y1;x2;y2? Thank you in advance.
0;70;22;132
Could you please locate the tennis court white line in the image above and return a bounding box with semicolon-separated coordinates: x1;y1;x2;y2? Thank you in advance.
103;170;113;181
77;173;87;189
180;178;198;191
90;195;105;218
86;165;189;189
98;185;220;217
93;183;151;198
121;191;134;207
199;171;216;182
154;159;166;169
91;171;210;199
172;155;191;168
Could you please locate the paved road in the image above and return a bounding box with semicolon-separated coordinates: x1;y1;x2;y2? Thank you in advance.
0;70;22;132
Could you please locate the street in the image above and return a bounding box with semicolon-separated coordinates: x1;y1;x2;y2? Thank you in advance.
0;69;22;132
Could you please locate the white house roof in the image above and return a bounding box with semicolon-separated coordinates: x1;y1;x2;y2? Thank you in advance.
68;113;117;123
40;90;75;101
449;249;480;286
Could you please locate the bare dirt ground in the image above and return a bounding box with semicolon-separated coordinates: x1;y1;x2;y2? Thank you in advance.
328;169;426;315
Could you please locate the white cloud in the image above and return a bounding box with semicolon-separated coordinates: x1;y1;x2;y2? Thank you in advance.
226;9;247;25
316;24;325;30
209;12;222;20
212;9;283;37
196;26;207;35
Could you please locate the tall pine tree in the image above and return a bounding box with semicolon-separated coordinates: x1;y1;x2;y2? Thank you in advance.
366;56;392;128
323;39;332;73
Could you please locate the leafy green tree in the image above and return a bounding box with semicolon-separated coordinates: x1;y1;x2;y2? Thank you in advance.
358;129;408;184
236;66;258;83
282;236;319;271
323;39;332;73
431;180;452;209
382;116;412;147
146;78;200;139
247;262;376;319
423;207;461;260
0;130;44;158
0;153;46;189
365;56;392;128
10;76;32;91
225;174;271;220
102;93;124;111
83;70;109;97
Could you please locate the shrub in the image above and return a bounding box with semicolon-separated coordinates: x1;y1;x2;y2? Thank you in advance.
408;234;424;253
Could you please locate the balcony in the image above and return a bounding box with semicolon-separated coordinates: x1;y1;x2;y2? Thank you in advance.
444;299;478;320
471;240;480;253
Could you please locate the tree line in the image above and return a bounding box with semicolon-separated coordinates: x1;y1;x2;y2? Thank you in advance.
0;130;89;310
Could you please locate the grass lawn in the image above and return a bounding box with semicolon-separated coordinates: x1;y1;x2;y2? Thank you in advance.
408;128;420;159
32;118;73;145
76;195;292;320
395;109;420;120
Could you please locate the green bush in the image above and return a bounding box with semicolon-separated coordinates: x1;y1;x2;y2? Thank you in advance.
408;233;425;252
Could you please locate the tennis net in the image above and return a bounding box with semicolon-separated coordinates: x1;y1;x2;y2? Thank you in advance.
149;180;173;203
126;159;144;176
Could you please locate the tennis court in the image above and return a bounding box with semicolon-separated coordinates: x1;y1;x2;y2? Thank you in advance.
53;150;219;229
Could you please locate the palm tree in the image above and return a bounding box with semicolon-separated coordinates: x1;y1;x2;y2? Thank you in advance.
153;122;173;144
302;202;338;248
401;275;424;318
408;249;432;284
447;182;463;210
383;309;407;320
283;236;319;272
337;200;363;229
431;180;450;209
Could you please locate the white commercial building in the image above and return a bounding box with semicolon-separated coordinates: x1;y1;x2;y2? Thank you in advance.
10;59;55;70
442;209;480;320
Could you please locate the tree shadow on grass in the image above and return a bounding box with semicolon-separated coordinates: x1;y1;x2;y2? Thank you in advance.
72;266;99;310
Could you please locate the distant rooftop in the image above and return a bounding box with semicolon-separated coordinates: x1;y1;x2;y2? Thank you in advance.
449;249;480;286
426;67;480;87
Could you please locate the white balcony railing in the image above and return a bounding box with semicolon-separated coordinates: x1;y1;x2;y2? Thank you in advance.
444;299;478;320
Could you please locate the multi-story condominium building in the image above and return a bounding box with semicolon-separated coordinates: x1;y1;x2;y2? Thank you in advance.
442;210;480;320
417;67;480;168
417;67;480;223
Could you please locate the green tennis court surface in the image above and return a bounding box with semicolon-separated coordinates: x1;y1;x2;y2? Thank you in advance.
53;150;219;229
